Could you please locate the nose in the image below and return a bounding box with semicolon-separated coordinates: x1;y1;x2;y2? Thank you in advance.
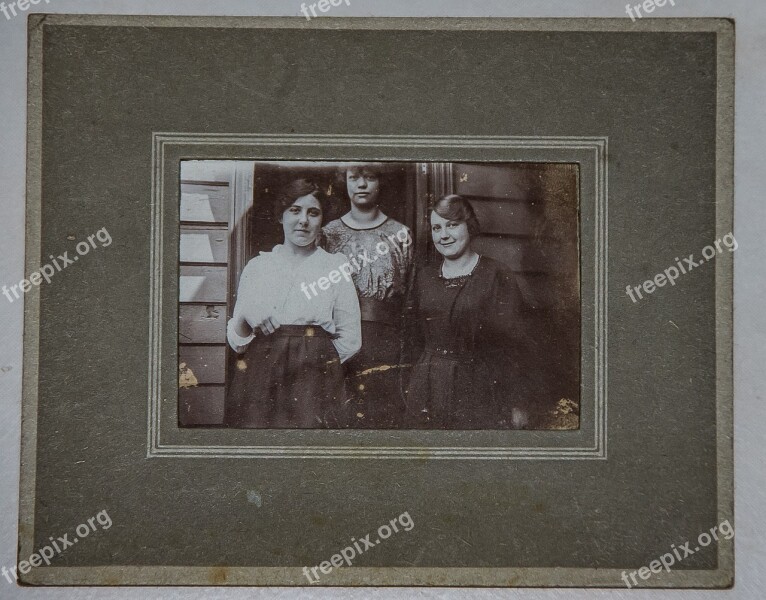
298;211;309;225
357;179;368;189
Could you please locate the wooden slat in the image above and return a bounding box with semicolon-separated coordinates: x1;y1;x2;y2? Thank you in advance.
453;164;538;200
179;265;228;303
469;198;539;236
179;346;226;384
179;386;225;427
180;183;231;223
180;229;229;264
180;192;230;223
179;305;227;344
473;237;576;274
516;274;579;310
180;160;235;184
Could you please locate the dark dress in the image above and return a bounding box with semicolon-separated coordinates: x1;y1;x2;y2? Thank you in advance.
404;256;526;429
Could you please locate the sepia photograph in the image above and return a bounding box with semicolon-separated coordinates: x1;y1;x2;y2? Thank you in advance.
178;160;580;430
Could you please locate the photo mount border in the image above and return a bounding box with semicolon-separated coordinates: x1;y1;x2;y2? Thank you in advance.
148;133;608;460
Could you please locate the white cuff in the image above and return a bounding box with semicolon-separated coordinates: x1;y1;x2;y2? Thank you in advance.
227;320;255;353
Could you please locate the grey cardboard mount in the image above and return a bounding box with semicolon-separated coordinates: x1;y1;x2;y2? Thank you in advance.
21;16;733;587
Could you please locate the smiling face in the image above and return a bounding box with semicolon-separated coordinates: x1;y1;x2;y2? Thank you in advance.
430;210;472;259
346;168;381;208
280;193;323;248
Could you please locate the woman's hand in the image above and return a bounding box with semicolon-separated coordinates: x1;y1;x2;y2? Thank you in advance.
243;308;281;336
251;315;281;336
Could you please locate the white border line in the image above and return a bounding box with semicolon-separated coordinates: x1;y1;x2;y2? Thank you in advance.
147;134;608;460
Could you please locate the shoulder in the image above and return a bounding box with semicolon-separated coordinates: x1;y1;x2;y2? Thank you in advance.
314;247;351;270
478;256;525;301
242;245;287;273
322;219;346;234
479;255;513;278
476;256;521;289
380;218;411;235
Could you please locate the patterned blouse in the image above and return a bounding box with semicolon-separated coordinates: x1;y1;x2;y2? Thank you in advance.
321;217;414;304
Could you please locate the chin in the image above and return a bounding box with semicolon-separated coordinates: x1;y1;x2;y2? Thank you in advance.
290;236;316;247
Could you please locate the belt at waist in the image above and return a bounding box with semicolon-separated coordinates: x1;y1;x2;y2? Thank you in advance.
359;297;402;327
268;325;332;338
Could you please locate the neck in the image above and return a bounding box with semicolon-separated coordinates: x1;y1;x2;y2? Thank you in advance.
442;249;479;274
347;205;384;226
282;239;317;258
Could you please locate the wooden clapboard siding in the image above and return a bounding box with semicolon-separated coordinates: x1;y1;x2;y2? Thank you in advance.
452;162;578;313
179;265;228;303
178;161;241;427
516;273;578;310
179;305;226;344
472;236;575;274
180;227;229;264
451;162;580;419
179;346;226;384
469;198;539;236
180;185;231;224
179;386;225;427
454;163;538;200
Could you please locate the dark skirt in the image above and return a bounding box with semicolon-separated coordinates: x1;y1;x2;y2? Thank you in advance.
406;349;502;429
343;320;405;429
225;325;346;429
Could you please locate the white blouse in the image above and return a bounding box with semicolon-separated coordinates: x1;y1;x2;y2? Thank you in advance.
226;245;362;363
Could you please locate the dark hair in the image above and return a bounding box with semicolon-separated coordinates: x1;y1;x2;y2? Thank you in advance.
432;194;481;236
273;178;327;222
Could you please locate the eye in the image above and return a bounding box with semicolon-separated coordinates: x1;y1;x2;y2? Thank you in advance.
308;208;321;217
447;222;459;228
432;225;441;232
288;206;300;213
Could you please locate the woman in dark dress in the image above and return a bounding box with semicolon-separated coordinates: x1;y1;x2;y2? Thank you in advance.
405;195;526;429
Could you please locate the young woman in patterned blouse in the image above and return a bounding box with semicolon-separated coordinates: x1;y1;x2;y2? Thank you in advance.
321;163;414;428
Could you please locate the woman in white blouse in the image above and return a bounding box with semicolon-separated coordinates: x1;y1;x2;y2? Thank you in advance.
225;179;361;428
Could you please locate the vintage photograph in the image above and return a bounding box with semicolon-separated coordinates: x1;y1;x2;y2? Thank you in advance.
15;12;738;589
178;160;580;430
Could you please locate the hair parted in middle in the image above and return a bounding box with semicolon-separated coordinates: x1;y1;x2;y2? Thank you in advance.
273;178;329;223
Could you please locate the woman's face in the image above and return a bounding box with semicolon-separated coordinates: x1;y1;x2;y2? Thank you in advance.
281;194;323;247
430;210;471;259
346;168;381;208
